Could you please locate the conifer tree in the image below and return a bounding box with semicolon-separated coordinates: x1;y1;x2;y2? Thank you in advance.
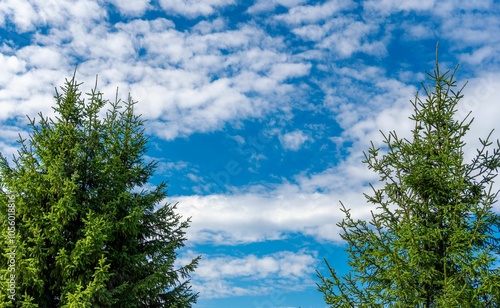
0;75;199;307
318;52;500;307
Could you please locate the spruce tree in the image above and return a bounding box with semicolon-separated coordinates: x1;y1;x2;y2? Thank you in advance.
0;75;199;307
317;53;500;306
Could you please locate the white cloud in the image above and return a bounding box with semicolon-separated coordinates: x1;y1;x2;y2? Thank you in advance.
166;70;427;246
363;0;499;53
189;279;266;299
316;19;385;57
364;0;435;13
0;68;67;121
0;0;38;32
158;0;234;18
403;22;436;40
459;46;495;65
0;0;106;31
360;1;500;67
186;173;203;183
275;0;354;25
441;10;500;53
0;125;27;161
166;67;500;250
291;24;328;41
0;6;312;141
151;159;189;175
170;167;375;245
279;130;310;151
88;23;308;139
17;45;66;69
269;62;311;82
192;250;316;280
108;0;150;16
247;0;308;14
178;250;318;299
0;54;26;82
457;72;500;169
319;64;417;143
336;78;416;145
291;15;387;58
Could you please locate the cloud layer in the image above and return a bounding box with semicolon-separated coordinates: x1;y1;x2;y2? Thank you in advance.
1;0;499;302
178;249;318;299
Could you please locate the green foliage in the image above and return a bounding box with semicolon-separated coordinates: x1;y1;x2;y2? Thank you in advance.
0;74;199;307
317;54;500;307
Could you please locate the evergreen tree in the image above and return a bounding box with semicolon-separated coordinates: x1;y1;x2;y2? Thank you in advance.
0;75;199;307
317;53;500;307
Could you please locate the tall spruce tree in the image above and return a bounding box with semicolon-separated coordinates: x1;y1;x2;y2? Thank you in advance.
0;75;199;307
317;53;500;306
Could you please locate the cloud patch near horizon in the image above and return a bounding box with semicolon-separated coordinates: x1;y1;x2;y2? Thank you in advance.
177;249;319;299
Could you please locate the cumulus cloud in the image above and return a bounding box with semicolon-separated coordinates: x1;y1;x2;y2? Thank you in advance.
247;0;308;14
0;3;312;143
456;72;500;166
363;0;435;13
0;0;106;32
158;0;234;18
279;130;310;151
288;14;387;58
170;163;377;245
194;250;316;280
274;0;354;25
459;46;495;65
1;0;497;147
0;0;39;32
178;250;318;298
108;0;150;16
364;0;492;16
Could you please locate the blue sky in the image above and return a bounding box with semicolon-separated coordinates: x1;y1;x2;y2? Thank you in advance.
1;0;500;307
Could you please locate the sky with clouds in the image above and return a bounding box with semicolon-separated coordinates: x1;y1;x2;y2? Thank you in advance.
1;0;500;307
